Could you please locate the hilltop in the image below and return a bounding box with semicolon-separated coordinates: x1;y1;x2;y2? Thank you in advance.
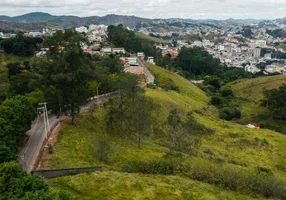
41;64;286;199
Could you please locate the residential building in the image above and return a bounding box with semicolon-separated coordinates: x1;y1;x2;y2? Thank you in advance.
253;48;261;58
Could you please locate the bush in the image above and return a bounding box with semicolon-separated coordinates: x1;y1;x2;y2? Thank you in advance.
47;144;53;154
157;76;179;91
121;159;175;175
211;96;223;106
93;139;112;163
190;161;286;198
220;86;234;98
219;107;241;120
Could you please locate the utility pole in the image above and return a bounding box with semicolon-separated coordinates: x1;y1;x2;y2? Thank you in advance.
37;102;50;140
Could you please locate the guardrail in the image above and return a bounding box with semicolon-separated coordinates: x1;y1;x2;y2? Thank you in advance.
31;166;103;178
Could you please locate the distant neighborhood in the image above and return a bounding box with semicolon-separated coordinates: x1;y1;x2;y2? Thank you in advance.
2;18;286;76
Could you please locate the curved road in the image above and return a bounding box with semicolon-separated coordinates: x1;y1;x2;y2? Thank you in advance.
18;94;115;172
18;58;153;173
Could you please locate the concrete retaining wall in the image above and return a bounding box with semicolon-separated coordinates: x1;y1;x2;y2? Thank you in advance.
32;166;103;178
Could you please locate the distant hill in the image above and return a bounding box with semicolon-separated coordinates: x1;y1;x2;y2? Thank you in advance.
0;12;151;31
0;20;47;32
0;12;284;32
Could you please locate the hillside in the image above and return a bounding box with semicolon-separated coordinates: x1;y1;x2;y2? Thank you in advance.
229;75;286;134
0;12;151;31
230;75;286;102
42;64;286;199
136;33;170;44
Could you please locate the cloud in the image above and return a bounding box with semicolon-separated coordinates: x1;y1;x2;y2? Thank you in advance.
0;0;286;19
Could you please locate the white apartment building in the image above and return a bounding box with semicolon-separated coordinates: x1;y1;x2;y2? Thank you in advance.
75;26;88;33
253;48;261;58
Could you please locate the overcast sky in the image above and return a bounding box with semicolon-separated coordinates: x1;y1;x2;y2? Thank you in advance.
0;0;286;19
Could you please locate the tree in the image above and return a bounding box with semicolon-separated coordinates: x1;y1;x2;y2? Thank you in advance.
40;30;95;124
220;86;234;98
23;61;30;70
0;33;43;56
129;92;158;148
0;145;16;163
7;62;21;78
0;95;36;151
0;161;52;200
263;84;286;120
168;108;182;149
9;72;41;95
106;73;140;136
176;47;222;77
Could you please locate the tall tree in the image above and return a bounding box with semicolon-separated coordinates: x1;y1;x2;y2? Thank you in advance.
40;30;95;124
0;95;36;150
0;161;52;200
128;91;158;148
167;107;182;149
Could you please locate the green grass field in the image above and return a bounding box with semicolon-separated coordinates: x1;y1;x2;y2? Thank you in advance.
229;75;286;102
136;33;170;44
229;75;286;134
45;64;286;199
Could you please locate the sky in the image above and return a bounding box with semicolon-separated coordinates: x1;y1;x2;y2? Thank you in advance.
0;0;286;19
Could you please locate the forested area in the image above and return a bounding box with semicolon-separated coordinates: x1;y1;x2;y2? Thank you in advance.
0;29;135;199
263;84;286;121
0;33;43;56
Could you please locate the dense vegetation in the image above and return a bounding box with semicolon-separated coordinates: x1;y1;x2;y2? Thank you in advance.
42;63;286;199
1;25;286;199
176;46;222;77
263;84;286;120
230;75;286;134
266;29;286;38
0;33;43;56
0;29;135;199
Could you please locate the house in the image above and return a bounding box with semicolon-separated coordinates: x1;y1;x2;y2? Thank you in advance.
75;26;88;33
120;57;138;66
147;57;155;64
101;47;112;55
113;48;126;54
245;65;261;74
137;52;145;59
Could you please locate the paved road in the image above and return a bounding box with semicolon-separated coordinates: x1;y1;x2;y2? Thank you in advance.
18;93;116;172
18;57;151;172
137;58;155;84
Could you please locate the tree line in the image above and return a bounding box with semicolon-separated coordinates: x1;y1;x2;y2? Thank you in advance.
0;33;43;57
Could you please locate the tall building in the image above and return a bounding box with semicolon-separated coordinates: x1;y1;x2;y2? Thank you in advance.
253;48;261;58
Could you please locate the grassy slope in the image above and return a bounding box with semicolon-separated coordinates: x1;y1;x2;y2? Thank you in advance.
229;75;286;102
46;64;286;199
229;75;286;134
136;33;170;44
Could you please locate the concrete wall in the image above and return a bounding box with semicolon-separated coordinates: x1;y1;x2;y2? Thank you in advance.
32;167;103;178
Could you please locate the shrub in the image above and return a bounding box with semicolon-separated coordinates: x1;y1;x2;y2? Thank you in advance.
121;159;175;175
47;144;53;154
211;96;223;106
219;107;241;121
220;86;234;98
93;139;112;163
157;76;179;91
189;161;286;198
